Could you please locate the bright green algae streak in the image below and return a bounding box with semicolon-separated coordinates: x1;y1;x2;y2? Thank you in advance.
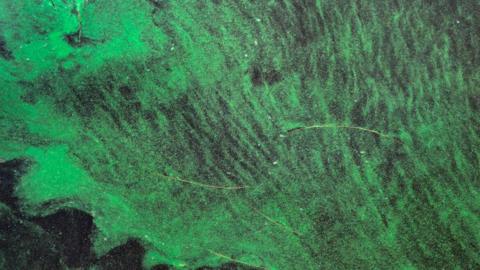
1;0;479;269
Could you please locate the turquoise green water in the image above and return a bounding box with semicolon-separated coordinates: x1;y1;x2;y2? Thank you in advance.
0;0;479;269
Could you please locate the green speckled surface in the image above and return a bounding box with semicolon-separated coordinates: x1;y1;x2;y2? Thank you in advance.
0;0;479;269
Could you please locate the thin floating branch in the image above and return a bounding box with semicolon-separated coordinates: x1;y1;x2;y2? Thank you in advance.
162;174;248;190
250;206;303;237
207;249;266;270
286;123;391;138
